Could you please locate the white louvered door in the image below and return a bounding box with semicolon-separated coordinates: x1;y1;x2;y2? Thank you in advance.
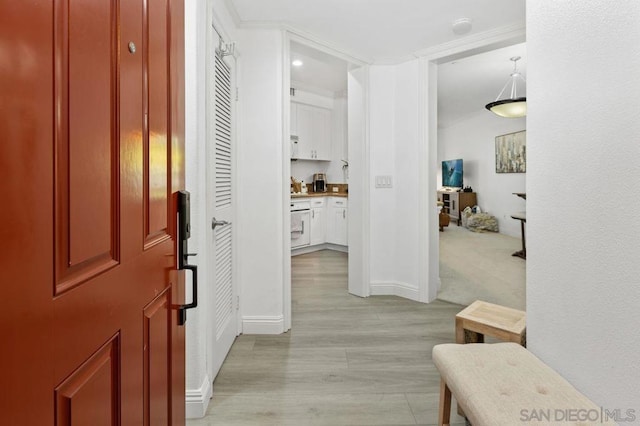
209;48;236;377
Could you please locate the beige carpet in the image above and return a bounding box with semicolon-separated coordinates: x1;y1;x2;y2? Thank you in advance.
437;223;526;310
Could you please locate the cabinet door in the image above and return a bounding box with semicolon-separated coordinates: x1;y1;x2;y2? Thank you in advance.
296;104;314;159
333;208;348;246
291;211;310;248
313;107;331;160
310;207;326;245
448;192;459;219
327;199;348;246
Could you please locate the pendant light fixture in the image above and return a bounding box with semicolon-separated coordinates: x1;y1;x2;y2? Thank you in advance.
485;56;526;118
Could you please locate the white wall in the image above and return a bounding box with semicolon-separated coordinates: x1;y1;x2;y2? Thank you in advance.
394;61;422;288
369;66;396;282
368;60;425;300
438;112;526;237
235;28;286;333
184;0;211;417
527;0;640;416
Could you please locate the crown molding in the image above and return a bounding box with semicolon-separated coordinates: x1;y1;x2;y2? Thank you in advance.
222;0;242;27
414;22;526;62
290;80;338;99
221;11;372;66
372;54;419;65
287;27;371;66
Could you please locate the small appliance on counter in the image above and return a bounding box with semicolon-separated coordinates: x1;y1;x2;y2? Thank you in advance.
313;173;327;193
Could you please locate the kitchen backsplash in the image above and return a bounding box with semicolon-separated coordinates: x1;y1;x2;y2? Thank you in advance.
291;183;348;195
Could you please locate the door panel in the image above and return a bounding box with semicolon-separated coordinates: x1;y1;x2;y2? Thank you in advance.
210;50;236;377
144;290;171;426
0;0;186;424
145;0;170;245
55;334;120;426
54;0;120;293
65;0;117;265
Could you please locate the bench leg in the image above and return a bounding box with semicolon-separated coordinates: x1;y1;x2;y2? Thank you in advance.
439;378;451;426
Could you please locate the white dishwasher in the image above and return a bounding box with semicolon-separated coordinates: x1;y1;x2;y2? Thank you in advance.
291;201;311;249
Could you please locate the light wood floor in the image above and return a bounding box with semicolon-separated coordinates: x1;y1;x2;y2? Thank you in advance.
188;250;466;426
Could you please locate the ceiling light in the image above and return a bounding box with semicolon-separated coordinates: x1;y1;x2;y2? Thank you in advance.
292;59;303;67
485;56;527;118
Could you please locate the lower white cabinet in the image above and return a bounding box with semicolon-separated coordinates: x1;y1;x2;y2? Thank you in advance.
327;197;348;246
309;198;326;246
291;196;347;252
291;210;310;249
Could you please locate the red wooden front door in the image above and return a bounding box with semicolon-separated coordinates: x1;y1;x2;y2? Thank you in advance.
0;0;186;424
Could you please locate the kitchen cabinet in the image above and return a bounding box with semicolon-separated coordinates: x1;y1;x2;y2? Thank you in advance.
309;198;326;245
291;200;311;249
291;102;331;161
327;197;348;246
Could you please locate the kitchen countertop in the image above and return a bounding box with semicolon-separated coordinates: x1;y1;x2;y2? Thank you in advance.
291;192;348;199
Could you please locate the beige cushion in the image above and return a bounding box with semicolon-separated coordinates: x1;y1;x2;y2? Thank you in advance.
432;343;616;426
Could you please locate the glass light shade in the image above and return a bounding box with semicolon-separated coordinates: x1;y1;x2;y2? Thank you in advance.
485;97;527;118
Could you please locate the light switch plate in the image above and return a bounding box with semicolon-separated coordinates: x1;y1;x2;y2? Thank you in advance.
375;175;393;188
332;187;339;192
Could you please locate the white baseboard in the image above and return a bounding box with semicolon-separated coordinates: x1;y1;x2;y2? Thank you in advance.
242;315;285;334
185;374;212;419
291;243;348;256
370;281;422;302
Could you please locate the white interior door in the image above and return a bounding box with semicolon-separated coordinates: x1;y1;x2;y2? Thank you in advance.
209;48;236;377
347;66;370;297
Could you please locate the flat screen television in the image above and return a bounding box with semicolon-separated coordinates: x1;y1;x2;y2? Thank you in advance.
442;159;463;188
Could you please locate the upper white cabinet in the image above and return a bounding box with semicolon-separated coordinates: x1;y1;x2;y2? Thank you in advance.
291;102;332;161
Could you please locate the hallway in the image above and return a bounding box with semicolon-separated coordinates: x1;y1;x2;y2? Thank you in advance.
189;250;466;425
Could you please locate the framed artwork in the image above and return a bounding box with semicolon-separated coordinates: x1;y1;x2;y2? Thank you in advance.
495;130;526;173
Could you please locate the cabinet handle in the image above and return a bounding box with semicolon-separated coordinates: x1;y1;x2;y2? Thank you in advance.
312;210;315;219
301;221;304;234
343;210;345;219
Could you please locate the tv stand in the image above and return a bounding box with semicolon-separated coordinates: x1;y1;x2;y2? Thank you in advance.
437;191;477;225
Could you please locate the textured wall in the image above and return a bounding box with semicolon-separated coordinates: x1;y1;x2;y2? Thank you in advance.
527;0;640;415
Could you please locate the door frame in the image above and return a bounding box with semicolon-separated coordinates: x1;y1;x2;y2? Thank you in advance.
418;24;526;300
183;2;240;418
282;31;368;330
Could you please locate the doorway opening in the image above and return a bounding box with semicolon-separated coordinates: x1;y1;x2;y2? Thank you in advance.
434;43;527;310
288;39;351;317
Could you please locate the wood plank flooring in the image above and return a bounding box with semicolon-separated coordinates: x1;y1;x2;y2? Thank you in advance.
188;250;466;425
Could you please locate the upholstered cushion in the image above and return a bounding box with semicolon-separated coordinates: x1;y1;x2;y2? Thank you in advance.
432;343;616;426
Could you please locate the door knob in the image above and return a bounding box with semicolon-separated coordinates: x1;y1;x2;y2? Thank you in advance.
212;217;231;230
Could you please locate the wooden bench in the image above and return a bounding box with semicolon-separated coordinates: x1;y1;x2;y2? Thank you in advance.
432;343;616;426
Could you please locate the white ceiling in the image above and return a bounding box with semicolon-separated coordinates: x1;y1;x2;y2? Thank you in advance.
290;41;349;95
228;0;525;62
228;0;527;126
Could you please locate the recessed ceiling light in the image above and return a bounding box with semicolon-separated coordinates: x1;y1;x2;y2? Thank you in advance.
292;59;303;67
